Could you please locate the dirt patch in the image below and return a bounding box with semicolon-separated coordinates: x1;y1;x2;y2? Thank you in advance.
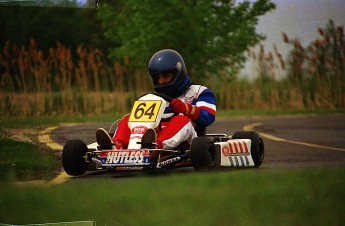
2;128;40;144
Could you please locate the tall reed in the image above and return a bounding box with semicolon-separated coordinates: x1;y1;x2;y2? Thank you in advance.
238;20;345;110
0;39;151;117
1;20;344;118
282;20;345;108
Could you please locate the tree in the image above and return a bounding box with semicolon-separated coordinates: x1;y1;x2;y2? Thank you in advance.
97;0;275;80
0;2;104;54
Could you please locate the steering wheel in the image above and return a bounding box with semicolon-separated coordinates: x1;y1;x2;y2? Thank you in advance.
137;92;173;102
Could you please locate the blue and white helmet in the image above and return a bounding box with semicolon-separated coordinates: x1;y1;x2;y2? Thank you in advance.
148;49;191;98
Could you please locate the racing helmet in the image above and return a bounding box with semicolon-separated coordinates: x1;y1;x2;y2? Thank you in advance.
148;49;191;98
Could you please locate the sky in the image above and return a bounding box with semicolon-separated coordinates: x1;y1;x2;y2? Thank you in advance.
241;0;345;79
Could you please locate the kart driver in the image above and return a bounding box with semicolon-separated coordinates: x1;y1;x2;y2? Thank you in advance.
96;49;216;150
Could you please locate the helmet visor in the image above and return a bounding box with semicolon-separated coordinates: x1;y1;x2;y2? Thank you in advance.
151;68;179;85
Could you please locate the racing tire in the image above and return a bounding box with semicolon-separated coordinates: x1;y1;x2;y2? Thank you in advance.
62;140;89;176
232;131;264;167
191;137;217;172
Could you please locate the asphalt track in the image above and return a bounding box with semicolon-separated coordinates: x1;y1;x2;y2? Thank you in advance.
44;114;345;183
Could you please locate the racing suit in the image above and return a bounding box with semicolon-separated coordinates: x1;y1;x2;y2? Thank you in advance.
112;84;216;149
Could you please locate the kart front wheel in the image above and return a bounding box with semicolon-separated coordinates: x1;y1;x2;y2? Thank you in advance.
232;131;264;167
191;137;217;172
62;140;89;176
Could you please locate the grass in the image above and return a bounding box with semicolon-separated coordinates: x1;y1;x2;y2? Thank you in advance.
1;108;343;129
216;108;345;117
0;114;125;182
0;113;123;129
0;168;344;225
0;112;344;225
0;136;59;182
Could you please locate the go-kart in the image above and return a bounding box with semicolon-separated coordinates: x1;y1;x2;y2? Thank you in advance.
62;93;264;176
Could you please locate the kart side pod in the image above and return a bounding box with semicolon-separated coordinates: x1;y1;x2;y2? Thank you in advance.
217;139;258;167
190;131;264;171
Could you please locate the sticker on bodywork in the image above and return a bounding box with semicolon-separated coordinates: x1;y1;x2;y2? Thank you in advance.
129;100;162;122
101;150;151;166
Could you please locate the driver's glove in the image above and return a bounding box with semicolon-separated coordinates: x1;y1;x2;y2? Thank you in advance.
170;98;200;120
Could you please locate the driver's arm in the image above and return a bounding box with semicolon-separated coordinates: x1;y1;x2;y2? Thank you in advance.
170;88;216;126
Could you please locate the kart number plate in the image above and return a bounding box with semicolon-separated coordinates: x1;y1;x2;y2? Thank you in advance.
129;100;162;122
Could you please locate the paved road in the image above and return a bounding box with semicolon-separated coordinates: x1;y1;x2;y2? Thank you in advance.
51;114;345;169
210;114;345;168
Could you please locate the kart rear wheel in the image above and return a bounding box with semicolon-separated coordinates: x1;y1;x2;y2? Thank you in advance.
62;140;89;176
191;137;217;172
232;131;264;167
